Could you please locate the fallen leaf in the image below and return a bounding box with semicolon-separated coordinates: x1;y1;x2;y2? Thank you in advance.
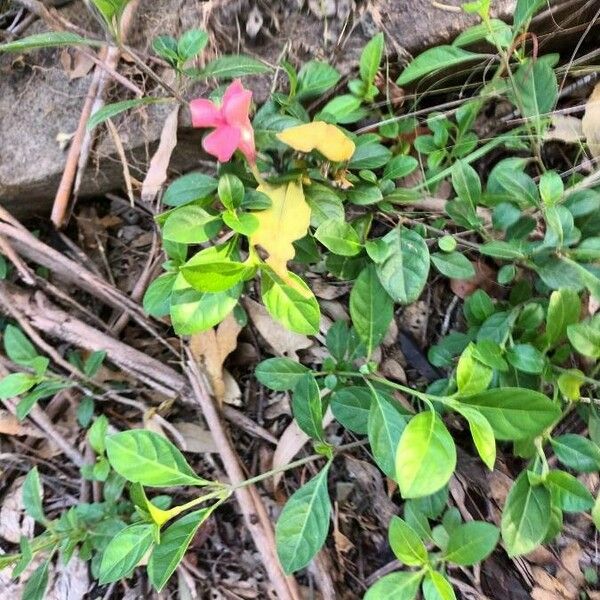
0;410;42;436
272;407;334;488
172;422;218;453
544;114;583;143
582;82;600;157
190;313;242;404
243;298;312;358
0;477;34;544
50;556;89;600
276;121;355;162
141;105;180;202
450;259;498;299
249;180;311;282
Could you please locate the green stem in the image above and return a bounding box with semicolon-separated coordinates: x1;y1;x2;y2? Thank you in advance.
230;440;366;491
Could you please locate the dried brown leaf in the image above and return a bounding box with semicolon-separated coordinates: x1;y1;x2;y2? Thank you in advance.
582;82;600;157
244;298;312;358
141;105;180;202
190;313;242;404
545;114;584;143
272;408;334;488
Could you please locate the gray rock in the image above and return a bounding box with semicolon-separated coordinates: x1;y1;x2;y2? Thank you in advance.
0;0;593;217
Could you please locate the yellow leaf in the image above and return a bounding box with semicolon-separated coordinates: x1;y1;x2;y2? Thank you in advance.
276;121;355;162
249;181;311;286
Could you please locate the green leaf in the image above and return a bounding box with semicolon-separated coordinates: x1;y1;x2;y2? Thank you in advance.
218;173;245;210
305;184;344;227
170;273;240;335
331;386;371;434
222;209;258;237
347;184;383;206
152;35;179;64
84;350;106;377
319;95;366;124
593;493;600;530
3;325;37;365
396;46;483;85
364;571;422;600
452;404;496;469
501;471;551;557
506;344;545;374
444;521;499;565
13;537;33;579
255;358;309;391
275;464;331;573
388;516;428;565
162;206;221;244
292;373;325;441
88;415;109;454
551;434;600;472
422;571;456;600
148;507;214;591
431;252;476;279
87;97;166;130
567;318;600;358
193;55;269;79
479;241;527;259
143;273;177;318
99;522;156;583
456;344;493;395
0;32;97;53
261;269;320;335
471;339;507;372
106;429;211;487
373;228;430;304
177;29;208;61
545;289;580;347
163;172;218;207
315;220;362;256
0;372;37;399
181;257;253;293
396;411;457;498
348;143;392;170
22;467;44;523
90;0;130;27
456;388;560;440
453;19;512;47
451;160;481;206
350;265;394;355
297;61;341;100
22;559;50;600
360;32;384;85
383;155;419;180
546;470;594;512
509;58;557;124
368;391;409;478
16;380;71;420
514;0;546;30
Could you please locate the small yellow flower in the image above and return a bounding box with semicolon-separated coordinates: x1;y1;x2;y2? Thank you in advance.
276;121;355;162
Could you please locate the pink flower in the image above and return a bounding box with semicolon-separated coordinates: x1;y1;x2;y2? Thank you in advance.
189;79;257;164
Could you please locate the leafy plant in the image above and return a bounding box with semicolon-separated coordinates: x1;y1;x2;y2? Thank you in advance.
2;0;600;596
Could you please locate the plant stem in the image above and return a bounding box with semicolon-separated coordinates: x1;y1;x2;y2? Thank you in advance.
230;440;366;491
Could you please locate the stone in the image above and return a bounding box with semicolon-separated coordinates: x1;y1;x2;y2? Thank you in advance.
0;0;595;218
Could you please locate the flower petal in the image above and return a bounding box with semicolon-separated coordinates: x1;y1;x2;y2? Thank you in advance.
189;98;222;128
238;125;257;164
202;125;241;162
222;79;253;127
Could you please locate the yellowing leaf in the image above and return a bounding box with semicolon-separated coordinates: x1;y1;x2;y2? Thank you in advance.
249;180;311;283
276;121;355;162
583;82;600;157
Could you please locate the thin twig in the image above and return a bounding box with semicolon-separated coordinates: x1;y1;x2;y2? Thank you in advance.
185;355;300;600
